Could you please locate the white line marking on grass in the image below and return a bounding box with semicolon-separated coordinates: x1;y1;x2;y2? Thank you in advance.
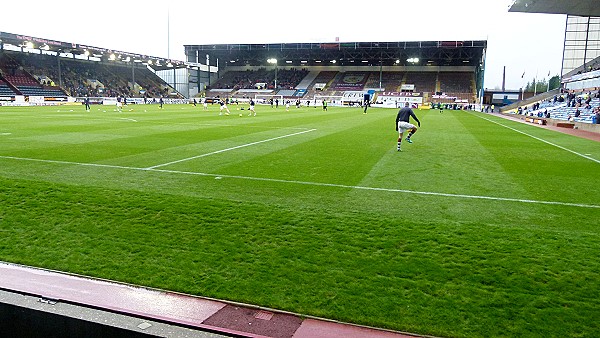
471;113;600;164
1;154;599;209
118;118;138;122
145;128;317;169
151;169;600;209
34;115;138;123
193;123;312;131
0;133;12;136
0;155;136;171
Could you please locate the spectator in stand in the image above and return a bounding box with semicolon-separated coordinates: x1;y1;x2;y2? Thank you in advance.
593;107;600;124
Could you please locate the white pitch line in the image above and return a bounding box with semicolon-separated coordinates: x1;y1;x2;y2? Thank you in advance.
145;128;317;169
0;155;136;171
150;169;600;209
472;113;600;164
0;154;599;209
193;123;311;131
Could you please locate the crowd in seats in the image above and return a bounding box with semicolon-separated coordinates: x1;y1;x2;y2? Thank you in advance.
514;88;600;124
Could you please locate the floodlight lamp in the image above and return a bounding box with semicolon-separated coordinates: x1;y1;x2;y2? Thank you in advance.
331;60;336;64
395;59;400;64
286;60;292;64
109;54;116;60
84;50;90;57
125;56;131;62
148;60;153;65
167;62;173;67
25;41;34;49
407;57;420;63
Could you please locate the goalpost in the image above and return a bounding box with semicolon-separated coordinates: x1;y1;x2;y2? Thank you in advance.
313;95;345;107
254;94;284;105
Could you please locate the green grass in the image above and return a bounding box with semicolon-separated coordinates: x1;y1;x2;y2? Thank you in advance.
1;103;599;337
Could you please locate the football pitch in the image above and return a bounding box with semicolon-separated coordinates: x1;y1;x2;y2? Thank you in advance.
0;103;599;337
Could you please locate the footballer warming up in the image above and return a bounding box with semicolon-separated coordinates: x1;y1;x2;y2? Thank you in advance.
395;102;421;152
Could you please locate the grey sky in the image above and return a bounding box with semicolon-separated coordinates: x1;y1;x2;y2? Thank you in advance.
2;0;567;91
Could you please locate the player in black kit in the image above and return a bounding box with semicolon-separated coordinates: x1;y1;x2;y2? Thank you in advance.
395;102;421;152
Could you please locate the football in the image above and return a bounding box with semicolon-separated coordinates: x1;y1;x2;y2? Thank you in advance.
239;113;243;117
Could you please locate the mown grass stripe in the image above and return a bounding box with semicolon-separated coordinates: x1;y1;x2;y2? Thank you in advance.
146;128;317;169
1;154;598;209
470;112;600;164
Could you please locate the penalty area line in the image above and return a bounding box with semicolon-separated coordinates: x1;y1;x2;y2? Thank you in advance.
1;154;599;209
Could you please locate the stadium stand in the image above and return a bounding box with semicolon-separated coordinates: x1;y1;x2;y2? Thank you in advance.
363;71;405;91
439;72;473;94
0;50;181;100
0;79;16;96
403;72;437;93
506;89;600;125
0;52;67;98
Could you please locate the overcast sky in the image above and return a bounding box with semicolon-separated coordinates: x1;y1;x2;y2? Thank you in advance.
2;0;567;91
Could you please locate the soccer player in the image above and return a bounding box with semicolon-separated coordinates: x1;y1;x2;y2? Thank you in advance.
203;98;208;110
363;98;370;114
322;99;328;111
116;95;123;112
218;99;230;115
248;98;256;116
84;95;91;112
159;96;164;109
395;102;421;152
